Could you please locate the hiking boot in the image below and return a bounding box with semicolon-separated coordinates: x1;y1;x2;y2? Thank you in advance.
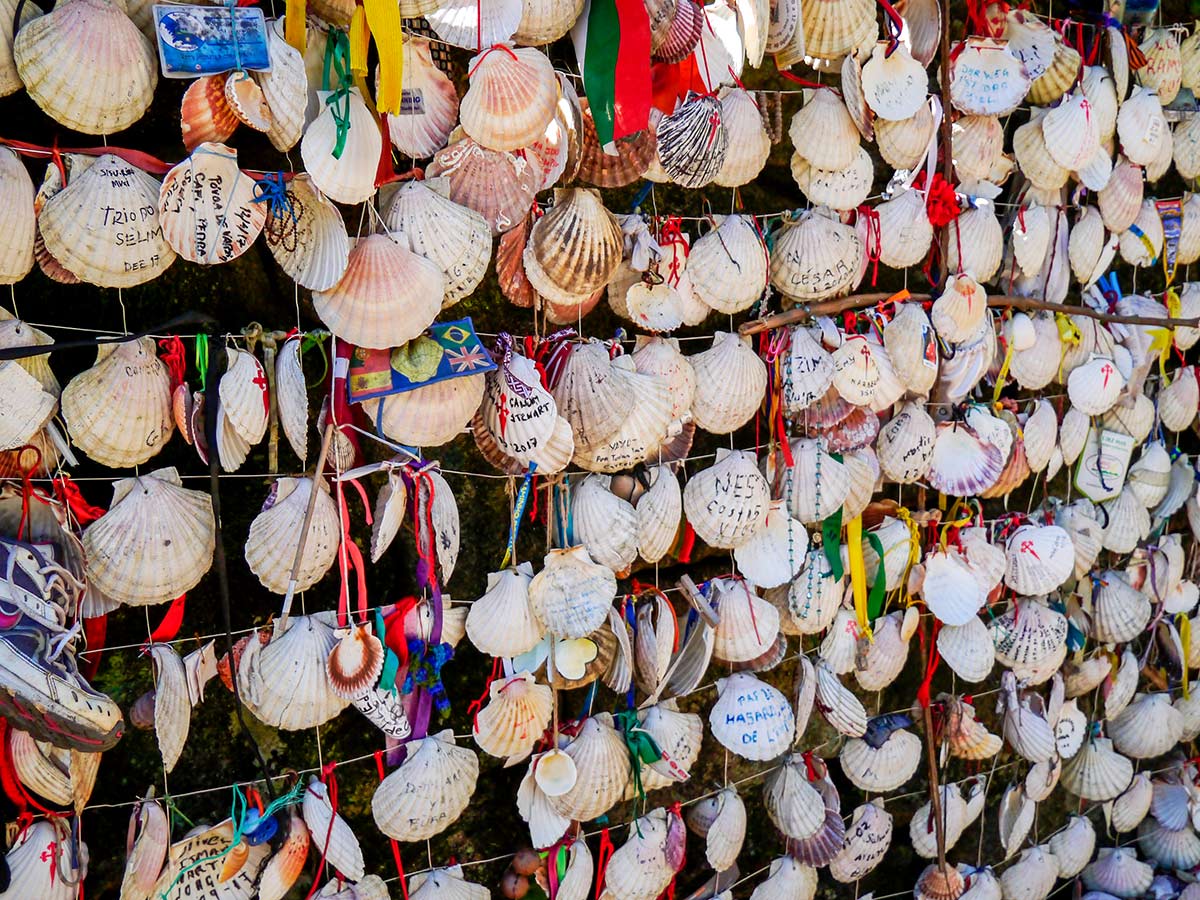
0;537;123;751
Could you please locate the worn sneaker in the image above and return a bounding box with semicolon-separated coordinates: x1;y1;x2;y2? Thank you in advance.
0;537;123;751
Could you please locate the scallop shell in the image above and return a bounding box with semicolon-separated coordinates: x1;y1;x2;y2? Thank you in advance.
1108;692;1183;759
791;146;873;211
1118;87;1168;166
1069;206;1115;287
302;87;383;205
711;577;780;663
634;463;682;564
1118;200;1165;268
371;729;479;841
524;188;621;306
472;672;551;760
1;818;82;900
709;671;794;760
713;88;770;187
1060;736;1133;801
938;617;995;683
14;0;156;134
62;338;173;468
0;148;34;284
799;0;875;66
876;189;934;269
750;857;818;900
547;713;630;821
119;796;169;900
245;477;339;594
1081;848;1153;899
1111;772;1153;832
839;727;922;792
386;37;459;159
999;846;1059;900
38;153;174;287
875;102;936;171
572;359;673;473
688;214;768;314
689;331;767;433
764;754;827;840
361;372;485;448
83;467;214;607
253;21;306;152
158;142;266;265
427;0;521;48
733;501;807;589
239;614;350;730
529;545;617;639
313;233;443;349
830;799;893;882
264;174;349;292
427;136;538;235
302;776;365;881
683;448;769;549
770;208;863;303
1139;27;1182;104
946;203;1004;283
656;93;727;188
460;44;556;153
465;564;542;658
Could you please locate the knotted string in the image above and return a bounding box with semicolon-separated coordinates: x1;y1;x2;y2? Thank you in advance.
322;28;354;159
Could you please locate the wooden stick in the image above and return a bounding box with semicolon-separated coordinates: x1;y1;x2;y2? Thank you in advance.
738;292;1200;336
922;693;949;875
278;422;336;630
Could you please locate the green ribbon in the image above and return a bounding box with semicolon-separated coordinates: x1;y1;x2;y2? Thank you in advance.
613;708;662;808
322;27;353;159
194;334;209;388
375;608;400;693
301;329;330;389
821;506;844;581
864;531;886;620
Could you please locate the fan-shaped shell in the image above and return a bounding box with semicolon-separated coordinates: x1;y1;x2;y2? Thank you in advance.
689;331;766;433
683;448;769;549
158;143;266;265
839;728;922;792
302;776;365;881
245;477;339;594
372;730;479;840
709;671;794;760
302;87;383;205
529;545;617;639
239;614;350;731
427;136;539;235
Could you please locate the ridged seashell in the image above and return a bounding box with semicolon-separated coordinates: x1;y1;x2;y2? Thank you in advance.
245;477;339;594
1081;848;1153;899
952;113;1005;183
301;87;382;205
1139;27;1182;104
1061;736;1133;801
239;614;349;730
683;448;769;549
83;467;214;607
314;234;443;348
882;302;939;397
1100;394;1155;443
695;787;744;872
362;371;485;448
325;623;383;699
264;174;349;292
302;776;364;881
944;695;1002;760
633;463;682;564
465;564;542;658
548;714;630;821
1110;772;1153;833
1;818;82;900
933;274;988;344
938;617;995;683
709;671;794;760
688;214;768;314
1118;200;1165;267
1088;569;1150;643
1108;692;1183;758
472;672;551;760
733;501;807;589
839;727;922;792
1138;816;1200;869
713;88;771;187
0;359;54;451
689;331;767;433
425;0;520;49
572;475;638;573
517;754;572;845
926;421;1004;496
600;808;677;900
1127;441;1172;507
529;545;617;639
524;188;621;306
460;44;555;153
923;549;986;626
62;338;172;468
1014;116;1070;190
764;754;827;840
798;0;875;64
750;856;818;900
407;866;490;900
634;701;702;790
383;38;459;159
1118;87;1168;166
1003;524;1073;595
1068;354;1125;416
789;88;859;171
950;38;1029;115
770;208;863;303
372;730;478;840
875;102;936;170
855;610;912;691
513;0;583;44
656;93;728;188
39;152;174;287
427;136;537;235
991;598;1066;671
0;148;34;284
786;549;843;634
1043;89;1100;170
252;21;305;152
158;143;265;265
791;145;873;211
946;203;1004;282
549;341;629;452
711;577;780;663
999;845;1059;900
1069;206;1117;287
830;799;893;882
1049;815;1095;878
14;0;155;134
1097;157;1143;234
571;358;673;473
876;189;933;269
147;642;190;774
119;796;169;900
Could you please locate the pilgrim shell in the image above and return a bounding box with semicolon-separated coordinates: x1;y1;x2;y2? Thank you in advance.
1118;200;1165;267
714;88;771;187
325;624;383;699
550;341;630;452
1068;355;1125;415
999;846;1059;900
0;148;33;284
839;728;922;792
711;578;780;663
1118;87;1168;166
473;673;552;760
372;730;478;841
253;22;305;152
950;39;1030;115
788;549;844;634
245;477;339;594
656;93;728;188
733;501;807;588
264;174;349;293
119;796;169;900
1;818;82;900
1081;848;1153;899
1138;816;1200;869
688;215;768;314
83;467;214;607
991;598;1067;669
764;755;827;839
14;0;155;134
239;615;350;730
0;360;55;451
791;146;873;211
460;45;556;152
634;464;682;564
302;88;383;205
1014;116;1070;190
386;38;459;159
525;188;621;306
1139;27;1183;103
1098;157;1143;234
770;208;862;303
301;777;365;882
572;360;673;473
883;302;939;397
1109;693;1183;758
683;449;769;549
946;202;1004;283
876;189;934;268
789;88;859;171
549;714;630;821
158;143;266;265
1061;736;1133;801
875;103;936;171
601;809;677;900
689;331;766;433
529;545;617;639
750;857;818;900
383;178;491;306
9;729;74;807
466;564;543;657
407;867;489;900
572;475;638;573
362;373;485;448
38;153;173;287
926;421;1005;496
1049;815;1095;878
62;338;173;468
1069;207;1116;288
1004;525;1073;595
830;799;893;882
701;788;745;871
799;0;875;65
938;617;995;683
709;671;794;760
427;137;539;235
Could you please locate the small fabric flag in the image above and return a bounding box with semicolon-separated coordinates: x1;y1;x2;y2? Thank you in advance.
571;0;652;148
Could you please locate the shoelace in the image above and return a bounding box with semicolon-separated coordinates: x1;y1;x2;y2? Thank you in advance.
46;619;81;663
40;562;85;610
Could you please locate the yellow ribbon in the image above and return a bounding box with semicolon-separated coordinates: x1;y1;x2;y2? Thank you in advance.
362;0;404;114
1054;313;1081;382
846;515;872;641
893;506;923;609
992;333;1016;412
1180;613;1192;700
1147;326;1174;384
285;2;307;55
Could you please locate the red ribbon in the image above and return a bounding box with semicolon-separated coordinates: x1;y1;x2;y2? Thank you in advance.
51;475;106;526
916;619;943;708
304;762;342;899
145;594;188;646
157;336;187;394
383;596;420;671
335;478;370;628
594;828;616;900
374;751;408;900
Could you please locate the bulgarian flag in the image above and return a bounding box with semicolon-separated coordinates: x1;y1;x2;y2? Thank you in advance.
571;0;652;149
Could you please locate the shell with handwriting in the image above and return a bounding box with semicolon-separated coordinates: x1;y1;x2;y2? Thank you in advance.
245;477;339;594
373;730;479;841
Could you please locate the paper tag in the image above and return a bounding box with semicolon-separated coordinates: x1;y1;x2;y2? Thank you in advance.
920;323;938;369
1073;428;1135;502
153;5;271;78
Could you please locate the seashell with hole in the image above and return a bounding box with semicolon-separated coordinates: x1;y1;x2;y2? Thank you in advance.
119;795;169;900
683;449;769;549
0;148;34;284
62;338;173;468
876;189;934;269
313;234;443;349
158;143;266;265
634;700;702;790
1070;205;1118;288
654;93;727;189
830;798;893;883
787;548;844;635
882;302;939;397
733;500;807;589
999;846;1059;900
301;87;383;205
238;614;350;730
874;102;936;171
572;475;638;573
764;754;827;840
922;549;987;627
427;136;538;236
1048;815;1095;878
1061;736;1133;801
14;0;155;134
1118;86;1169;167
1110;772;1153;833
1108;693;1183;759
465;564;542;658
1014;115;1070;190
529;545;617;639
2;818;83;900
699;787;745;872
1081;848;1153;899
460;44;556;153
571;358;674;473
245;477;339;594
781;438;851;524
263;174;349;293
1139;27;1182;104
946;201;1004;282
39;152;174;287
1138;815;1200;869
549;341;630;452
252;21;305;153
709;671;794;760
384;38;458;159
547;713;630;821
600;808;678;900
1068;354;1125;416
524;188;621;307
688;331;767;433
770;207;863;303
1004;524;1073;595
791;146;873;211
688;214;768;314
839;725;922;793
362;373;485;449
713;88;770;188
472;672;552;761
83;467;214;607
372;730;479;841
926;421;1005;497
797;0;875;64
325;623;383;700
950;38;1030;116
938;617;995;683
